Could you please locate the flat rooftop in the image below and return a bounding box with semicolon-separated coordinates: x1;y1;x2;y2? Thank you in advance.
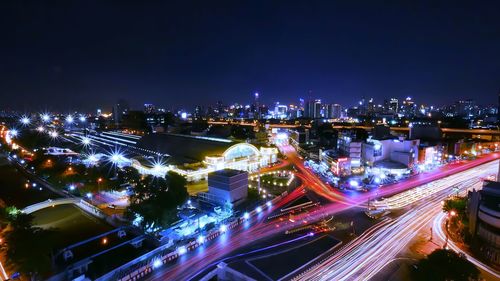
211;169;247;177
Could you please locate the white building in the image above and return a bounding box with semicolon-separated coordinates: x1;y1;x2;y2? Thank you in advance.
363;137;419;168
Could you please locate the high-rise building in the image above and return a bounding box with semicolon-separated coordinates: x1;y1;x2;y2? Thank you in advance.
113;99;129;125
332;104;342;119
386;98;398;113
402;97;416;117
305;99;322;119
323;103;341;119
253;92;260;119
144;103;156;114
455;99;476;117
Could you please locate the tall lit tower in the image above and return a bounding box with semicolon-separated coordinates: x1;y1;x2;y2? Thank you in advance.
254;92;260;118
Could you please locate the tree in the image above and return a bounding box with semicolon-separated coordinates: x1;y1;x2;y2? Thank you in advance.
126;172;188;230
413;249;480;281
1;212;57;279
442;197;467;216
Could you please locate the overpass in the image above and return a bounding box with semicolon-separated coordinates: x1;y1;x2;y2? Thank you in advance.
206;120;309;128
331;125;500;136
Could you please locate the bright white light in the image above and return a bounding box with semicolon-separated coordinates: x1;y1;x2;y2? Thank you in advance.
79;116;86;122
197;235;205;244
276;133;288;140
87;154;99;163
177;246;187;255
49;131;58;138
243;212;250;220
9;129;18;137
36;126;45;132
181;112;187;119
374;177;381;184
82;137;91;145
266;201;272;207
152;258;162;269
86;192;92;198
153;163;165;171
187;199;192;205
69;184;76;191
219;224;227;233
380;174;386;179
349;180;359;187
256;206;262;213
65;115;74;124
110;152;123;163
41;113;50;122
20;116;30;125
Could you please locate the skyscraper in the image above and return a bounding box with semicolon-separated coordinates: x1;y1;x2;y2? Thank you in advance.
332;104;342;119
305;99;322;119
253;92;260;118
144;103;156;114
113;99;129;125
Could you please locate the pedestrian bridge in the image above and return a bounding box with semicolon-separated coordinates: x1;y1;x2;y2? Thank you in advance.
22;198;104;219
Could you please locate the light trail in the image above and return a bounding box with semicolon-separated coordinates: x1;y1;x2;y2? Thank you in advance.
147;148;500;281
372;168;492;209
433;212;500;279
296;161;498;281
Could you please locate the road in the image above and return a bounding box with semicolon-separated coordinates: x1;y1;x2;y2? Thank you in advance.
433;211;500;280
295;161;499;281
146;147;500;280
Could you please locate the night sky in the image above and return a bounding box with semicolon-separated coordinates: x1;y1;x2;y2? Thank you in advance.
1;1;500;111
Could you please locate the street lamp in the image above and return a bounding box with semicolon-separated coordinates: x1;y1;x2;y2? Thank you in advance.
41;113;51;123
9;129;18;138
82;137;91;146
66;115;74;124
49;130;58;139
97;177;103;192
20;116;30;126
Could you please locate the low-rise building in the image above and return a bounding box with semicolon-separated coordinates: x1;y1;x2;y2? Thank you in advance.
362;137;419;168
134;133;278;181
198;169;249;207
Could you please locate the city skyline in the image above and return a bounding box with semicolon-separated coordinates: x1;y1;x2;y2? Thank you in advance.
1;1;500;111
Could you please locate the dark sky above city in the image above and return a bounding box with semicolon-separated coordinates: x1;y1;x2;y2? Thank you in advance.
1;1;499;112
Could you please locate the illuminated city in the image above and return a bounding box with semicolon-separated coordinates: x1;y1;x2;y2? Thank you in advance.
0;2;499;281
